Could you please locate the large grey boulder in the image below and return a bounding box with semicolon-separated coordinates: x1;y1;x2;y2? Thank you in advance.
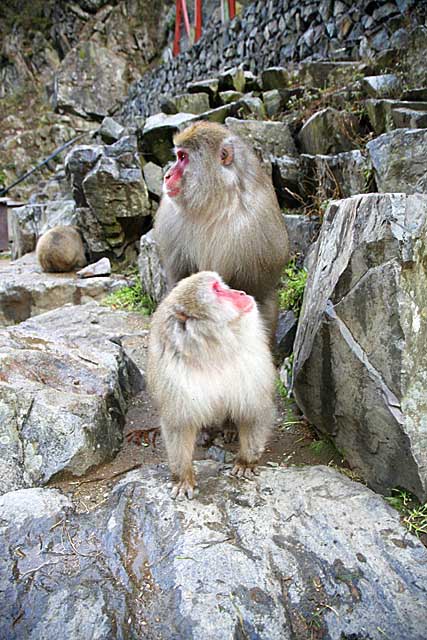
171;92;210;114
0;486;129;639
142;161;163;198
52;42;128;119
367;128;427;194
66;136;151;265
261;66;290;90
139;112;198;164
10;200;80;260
293;193;427;500
225;118;297;173
99;116;125;144
306;150;372;200
298;108;360;155
361;74;400;98
0;303;145;495
0;253;128;326
298;61;364;89
392;108;427;129
39;199;78;233
2;464;427;639
187;77;219;99
285;214;320;260
138;230;168;304
9;204;44;259
365;99;427;134
218;67;245;93
272;155;304;205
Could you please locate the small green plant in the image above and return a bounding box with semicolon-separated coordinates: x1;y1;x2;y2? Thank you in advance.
276;377;288;401
278;260;308;315
0;170;6;187
309;440;328;455
103;280;155;315
386;489;427;538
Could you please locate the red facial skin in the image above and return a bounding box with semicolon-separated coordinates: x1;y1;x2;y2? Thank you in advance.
164;149;189;197
213;280;254;313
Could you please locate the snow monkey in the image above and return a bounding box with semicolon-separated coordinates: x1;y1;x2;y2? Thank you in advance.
36;226;87;273
154;121;289;339
147;271;276;499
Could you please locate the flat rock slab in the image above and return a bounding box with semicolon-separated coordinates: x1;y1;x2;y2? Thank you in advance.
0;253;129;326
0;303;147;495
1;464;426;639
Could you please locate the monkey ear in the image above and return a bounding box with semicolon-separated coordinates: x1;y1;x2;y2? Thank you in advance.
174;308;189;326
220;143;234;166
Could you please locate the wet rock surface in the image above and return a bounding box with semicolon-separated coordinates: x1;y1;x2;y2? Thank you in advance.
1;464;426;640
65;135;152;265
0;254;128;326
297;108;360;155
52;42;129;120
2;2;427;637
0;303;146;495
293;193;427;500
367;128;427;194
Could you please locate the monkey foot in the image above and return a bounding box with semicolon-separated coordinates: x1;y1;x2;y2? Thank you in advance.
169;479;197;500
230;462;260;479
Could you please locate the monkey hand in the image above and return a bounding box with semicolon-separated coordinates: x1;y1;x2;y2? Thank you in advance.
169;478;197;500
231;461;260;479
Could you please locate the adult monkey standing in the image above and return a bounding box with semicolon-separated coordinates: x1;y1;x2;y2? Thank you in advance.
154;121;289;338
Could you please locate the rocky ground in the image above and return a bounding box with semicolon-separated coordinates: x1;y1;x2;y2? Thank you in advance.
1;1;427;638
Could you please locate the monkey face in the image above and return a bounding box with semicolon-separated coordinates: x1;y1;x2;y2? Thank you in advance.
163;148;189;198
211;279;254;315
194;272;255;324
163;122;242;211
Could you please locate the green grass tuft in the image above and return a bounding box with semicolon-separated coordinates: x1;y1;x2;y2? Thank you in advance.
278;259;308;315
103;279;155;315
386;489;427;538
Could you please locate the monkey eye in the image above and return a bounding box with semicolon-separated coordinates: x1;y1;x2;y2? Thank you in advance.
177;150;188;162
212;281;221;292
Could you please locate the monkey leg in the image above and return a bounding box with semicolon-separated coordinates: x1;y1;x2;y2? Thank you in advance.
232;414;272;479
162;421;198;499
258;293;279;345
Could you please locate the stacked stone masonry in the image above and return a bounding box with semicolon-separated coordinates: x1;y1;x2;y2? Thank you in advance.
122;0;427;121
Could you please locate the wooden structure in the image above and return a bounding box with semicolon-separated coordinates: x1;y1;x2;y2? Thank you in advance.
0;198;23;252
173;0;236;55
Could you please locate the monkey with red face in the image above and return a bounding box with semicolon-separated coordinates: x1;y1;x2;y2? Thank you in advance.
154;121;289;340
147;271;276;499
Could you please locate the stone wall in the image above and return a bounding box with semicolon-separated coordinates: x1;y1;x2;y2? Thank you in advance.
121;0;427;122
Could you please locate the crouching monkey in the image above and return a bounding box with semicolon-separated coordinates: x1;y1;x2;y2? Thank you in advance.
36;226;87;273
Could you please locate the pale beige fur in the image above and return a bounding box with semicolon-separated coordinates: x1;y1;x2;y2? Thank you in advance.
154;121;289;339
36;226;87;273
147;271;276;499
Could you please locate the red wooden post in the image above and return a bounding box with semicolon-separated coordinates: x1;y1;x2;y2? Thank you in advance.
173;0;194;56
173;0;183;56
195;0;202;42
228;0;236;19
181;0;191;39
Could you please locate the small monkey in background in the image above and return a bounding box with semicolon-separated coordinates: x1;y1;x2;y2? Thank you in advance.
147;271;276;499
36;226;87;273
154;121;289;340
